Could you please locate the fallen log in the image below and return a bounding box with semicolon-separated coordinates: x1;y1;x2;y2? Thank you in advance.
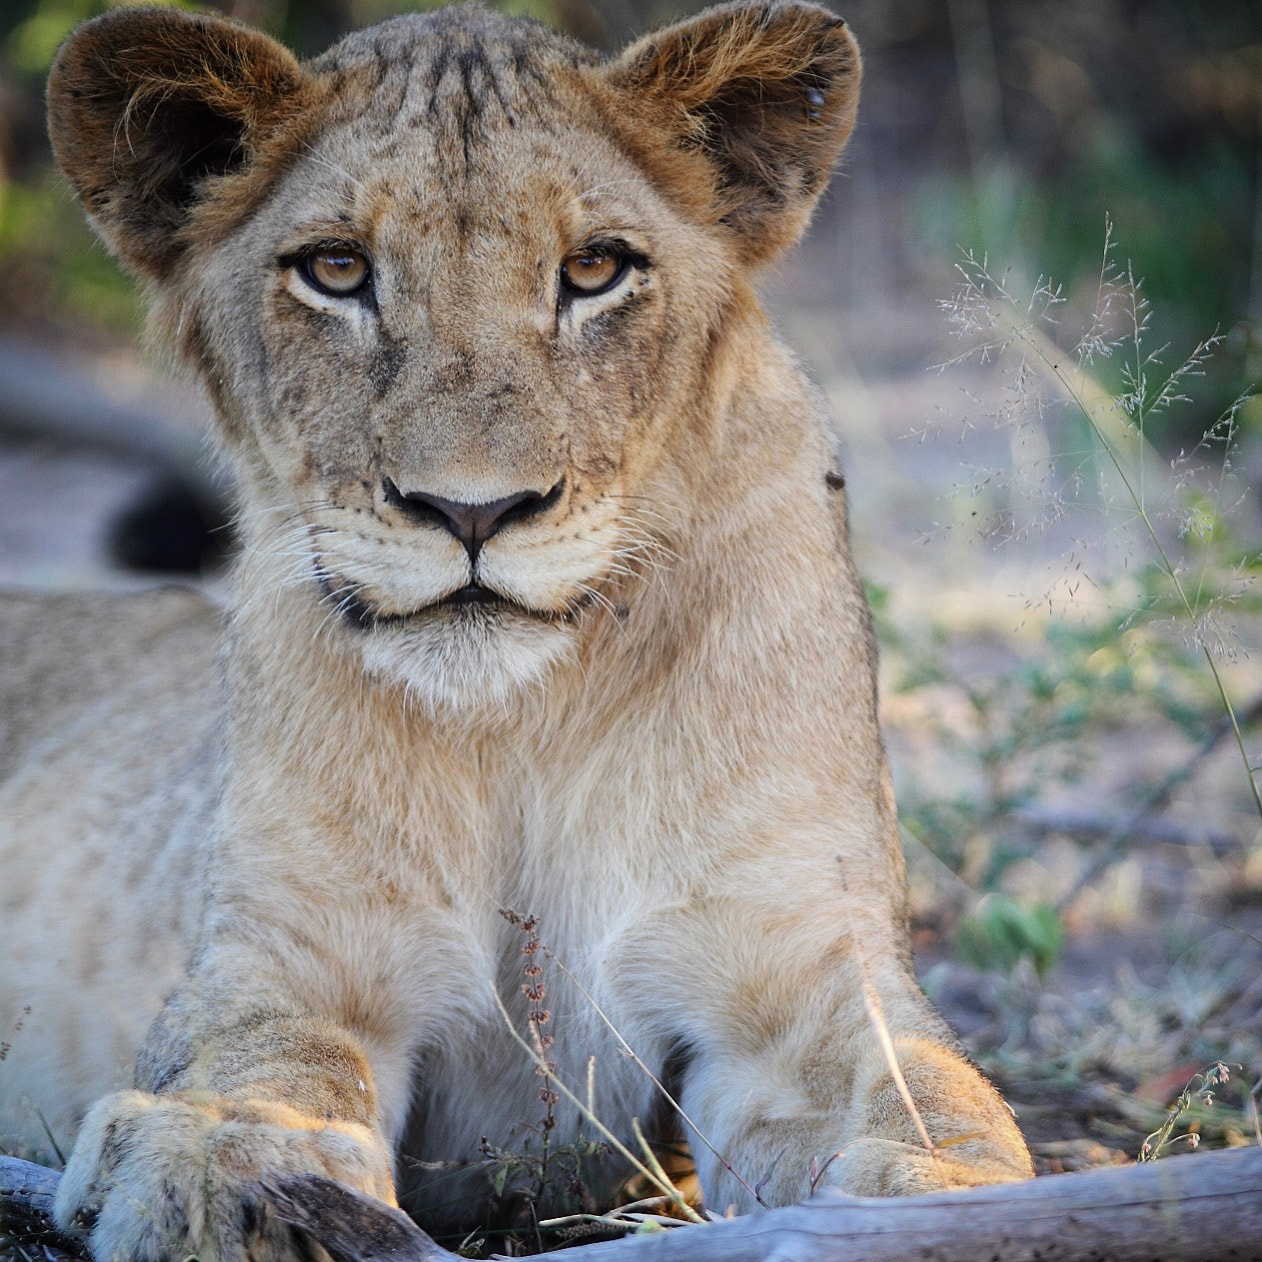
0;1154;85;1261
4;1146;1262;1262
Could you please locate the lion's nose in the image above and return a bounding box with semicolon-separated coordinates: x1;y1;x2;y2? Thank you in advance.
382;477;564;562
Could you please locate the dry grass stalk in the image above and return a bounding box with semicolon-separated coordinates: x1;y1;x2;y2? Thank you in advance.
489;987;706;1226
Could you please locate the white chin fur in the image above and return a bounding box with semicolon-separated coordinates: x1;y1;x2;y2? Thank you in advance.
356;610;575;714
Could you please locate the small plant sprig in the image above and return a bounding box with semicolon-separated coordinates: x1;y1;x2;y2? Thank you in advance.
478;909;612;1243
1139;1062;1233;1161
493;910;706;1229
936;218;1262;823
500;909;560;1189
490;987;706;1226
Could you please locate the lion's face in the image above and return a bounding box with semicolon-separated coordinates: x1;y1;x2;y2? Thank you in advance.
195;21;733;706
49;3;860;708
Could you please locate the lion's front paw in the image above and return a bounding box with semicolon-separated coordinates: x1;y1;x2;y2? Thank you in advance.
831;1137;1029;1197
54;1090;394;1262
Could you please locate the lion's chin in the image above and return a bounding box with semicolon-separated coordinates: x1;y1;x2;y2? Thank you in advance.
356;609;576;713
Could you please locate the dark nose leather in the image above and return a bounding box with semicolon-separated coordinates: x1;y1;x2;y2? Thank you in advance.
382;477;563;562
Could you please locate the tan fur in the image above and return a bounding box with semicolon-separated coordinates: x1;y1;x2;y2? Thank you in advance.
4;3;1030;1257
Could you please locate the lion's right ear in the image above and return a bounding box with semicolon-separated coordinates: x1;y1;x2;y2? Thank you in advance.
47;7;309;279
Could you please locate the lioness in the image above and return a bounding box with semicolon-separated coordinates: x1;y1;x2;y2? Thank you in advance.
1;1;1032;1257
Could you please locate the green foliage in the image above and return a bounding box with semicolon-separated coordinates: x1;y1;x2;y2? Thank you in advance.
887;608;1225;886
6;0;193;76
937;236;1262;821
954;895;1063;978
0;172;143;336
479;1132;607;1208
883;227;1259;998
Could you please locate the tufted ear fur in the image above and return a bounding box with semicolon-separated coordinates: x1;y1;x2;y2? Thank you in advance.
47;6;310;279
605;1;860;265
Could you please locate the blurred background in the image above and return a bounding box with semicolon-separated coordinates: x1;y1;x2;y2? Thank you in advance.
2;0;1261;1173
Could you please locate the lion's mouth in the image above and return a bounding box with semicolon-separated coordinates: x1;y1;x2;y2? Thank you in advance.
442;583;503;607
316;570;576;629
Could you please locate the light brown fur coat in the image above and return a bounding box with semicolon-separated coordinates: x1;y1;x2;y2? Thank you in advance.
1;4;1031;1258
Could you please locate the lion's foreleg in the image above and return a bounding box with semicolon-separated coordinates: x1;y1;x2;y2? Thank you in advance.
53;939;407;1262
667;930;1032;1212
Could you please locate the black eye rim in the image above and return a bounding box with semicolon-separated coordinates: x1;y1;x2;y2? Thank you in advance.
559;240;648;299
280;240;374;300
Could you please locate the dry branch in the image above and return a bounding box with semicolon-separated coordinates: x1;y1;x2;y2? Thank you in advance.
5;1147;1262;1262
261;1175;455;1261
1015;804;1243;853
0;1154;86;1261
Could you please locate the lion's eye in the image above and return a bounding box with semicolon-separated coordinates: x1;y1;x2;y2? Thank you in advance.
560;247;625;296
303;247;371;297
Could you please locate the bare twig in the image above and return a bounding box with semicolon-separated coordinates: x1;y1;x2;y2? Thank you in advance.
1015;805;1243;854
1056;690;1262;913
538;1194;675;1230
839;865;939;1159
858;978;939;1158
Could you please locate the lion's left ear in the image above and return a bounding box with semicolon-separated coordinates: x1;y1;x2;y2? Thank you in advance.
604;1;860;265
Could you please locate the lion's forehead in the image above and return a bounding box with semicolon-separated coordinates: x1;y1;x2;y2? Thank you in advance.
314;135;633;263
278;20;642;290
310;7;601;157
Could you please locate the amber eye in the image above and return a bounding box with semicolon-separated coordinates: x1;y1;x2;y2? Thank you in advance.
303;246;371;297
560;246;625;297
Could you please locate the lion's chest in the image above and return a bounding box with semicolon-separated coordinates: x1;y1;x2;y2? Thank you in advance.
386;727;696;1219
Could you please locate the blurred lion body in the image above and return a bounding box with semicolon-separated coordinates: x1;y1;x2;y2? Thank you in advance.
1;3;1030;1258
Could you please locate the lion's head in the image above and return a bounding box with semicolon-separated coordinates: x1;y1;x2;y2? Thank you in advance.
49;2;859;709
